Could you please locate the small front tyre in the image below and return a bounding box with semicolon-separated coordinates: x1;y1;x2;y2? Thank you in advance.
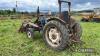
26;28;34;39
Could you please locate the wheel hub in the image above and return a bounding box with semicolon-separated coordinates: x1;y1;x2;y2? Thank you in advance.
46;27;61;47
27;31;31;38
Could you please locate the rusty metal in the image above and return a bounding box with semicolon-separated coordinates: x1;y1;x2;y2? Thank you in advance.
58;0;71;24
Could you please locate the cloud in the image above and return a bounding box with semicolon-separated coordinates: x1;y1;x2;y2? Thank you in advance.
0;0;100;11
0;0;58;12
72;2;97;11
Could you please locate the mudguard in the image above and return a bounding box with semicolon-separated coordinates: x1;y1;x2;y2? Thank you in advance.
47;18;66;25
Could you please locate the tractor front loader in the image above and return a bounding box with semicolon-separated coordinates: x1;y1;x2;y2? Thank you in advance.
81;9;100;22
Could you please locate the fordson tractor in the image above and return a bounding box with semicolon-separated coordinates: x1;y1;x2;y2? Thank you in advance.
19;0;82;51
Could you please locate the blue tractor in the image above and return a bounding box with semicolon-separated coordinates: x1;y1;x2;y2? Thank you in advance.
19;0;82;51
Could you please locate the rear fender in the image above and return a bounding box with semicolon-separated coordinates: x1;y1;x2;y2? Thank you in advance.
47;18;66;25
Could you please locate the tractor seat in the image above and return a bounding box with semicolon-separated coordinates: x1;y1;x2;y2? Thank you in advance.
61;11;69;22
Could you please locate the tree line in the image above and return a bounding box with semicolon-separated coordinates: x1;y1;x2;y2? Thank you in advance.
0;8;16;15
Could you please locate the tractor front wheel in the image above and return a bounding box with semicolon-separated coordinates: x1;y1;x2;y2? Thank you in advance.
26;28;34;39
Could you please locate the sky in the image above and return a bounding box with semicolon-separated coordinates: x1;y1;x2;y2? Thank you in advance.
0;0;100;12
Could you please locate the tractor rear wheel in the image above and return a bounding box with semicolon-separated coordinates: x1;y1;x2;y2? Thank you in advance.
71;22;82;43
43;20;70;51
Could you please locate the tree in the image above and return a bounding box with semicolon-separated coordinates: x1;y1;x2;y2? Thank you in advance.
13;8;16;13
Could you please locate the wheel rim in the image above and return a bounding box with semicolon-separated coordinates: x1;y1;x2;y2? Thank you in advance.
27;31;31;38
45;26;61;47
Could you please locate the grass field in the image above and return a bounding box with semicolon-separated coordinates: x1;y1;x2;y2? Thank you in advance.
0;19;100;56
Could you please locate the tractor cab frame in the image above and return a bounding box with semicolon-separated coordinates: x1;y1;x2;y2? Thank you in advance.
58;0;71;22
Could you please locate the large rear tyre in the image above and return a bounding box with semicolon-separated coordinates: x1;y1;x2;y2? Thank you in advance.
43;20;70;51
71;22;82;43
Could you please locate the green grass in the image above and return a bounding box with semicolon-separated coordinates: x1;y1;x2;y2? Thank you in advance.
0;19;100;56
